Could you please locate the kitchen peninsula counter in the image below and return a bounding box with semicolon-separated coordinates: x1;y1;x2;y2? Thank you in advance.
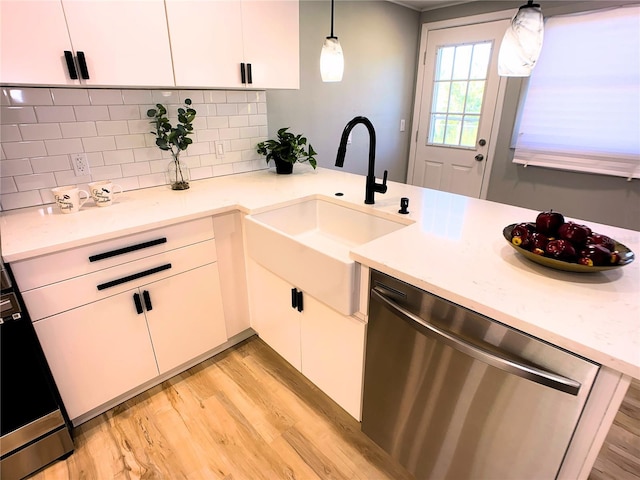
1;167;639;380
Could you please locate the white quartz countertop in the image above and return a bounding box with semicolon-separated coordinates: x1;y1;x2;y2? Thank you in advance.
2;167;639;378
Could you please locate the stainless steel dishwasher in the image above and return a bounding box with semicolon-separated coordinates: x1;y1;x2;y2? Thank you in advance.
362;270;600;480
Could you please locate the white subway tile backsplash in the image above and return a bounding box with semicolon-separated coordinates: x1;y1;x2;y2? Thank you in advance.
74;105;110;121
1;190;43;209
108;105;140;121
89;89;123;105
115;134;146;150
96;120;129;136
31;155;71;173
53;170;91;185
82;136;116;152
3;141;47;159
52;89;90;106
60;121;97;138
1;158;33;177
229;115;249;128
15;172;56;191
121;162;151;177
1;106;37;124
103;149;135;165
138;172;166;189
1;176;17;194
91;165;123;181
216;103;238;116
7;88;53;106
19;123;62;141
1;125;22;142
0;87;267;211
44;138;84;155
35;106;76;123
122;89;153;105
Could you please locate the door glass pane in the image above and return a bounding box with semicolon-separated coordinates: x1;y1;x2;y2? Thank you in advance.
452;45;473;79
428;40;493;147
437;46;455;80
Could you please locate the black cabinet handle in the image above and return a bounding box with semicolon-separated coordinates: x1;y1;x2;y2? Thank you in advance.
133;293;143;314
64;51;78;79
142;290;152;311
247;63;253;84
97;263;171;291
291;288;297;309
240;62;246;84
89;238;167;262
296;290;303;312
77;51;89;79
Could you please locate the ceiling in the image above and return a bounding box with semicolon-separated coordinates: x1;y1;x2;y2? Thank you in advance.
388;0;477;11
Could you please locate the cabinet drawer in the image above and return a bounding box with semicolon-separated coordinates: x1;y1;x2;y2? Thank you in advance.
23;239;217;321
12;217;214;291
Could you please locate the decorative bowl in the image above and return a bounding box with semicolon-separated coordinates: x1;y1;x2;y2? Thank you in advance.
503;224;635;272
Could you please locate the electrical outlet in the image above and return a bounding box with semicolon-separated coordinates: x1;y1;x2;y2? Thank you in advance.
215;141;225;158
72;153;91;176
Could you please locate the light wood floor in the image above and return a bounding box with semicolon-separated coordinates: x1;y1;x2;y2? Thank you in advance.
29;336;639;480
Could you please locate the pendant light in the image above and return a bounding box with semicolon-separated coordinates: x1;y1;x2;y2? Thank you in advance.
320;0;344;82
498;1;544;77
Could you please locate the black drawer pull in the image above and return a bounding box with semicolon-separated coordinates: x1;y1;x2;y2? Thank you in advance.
142;290;152;311
133;293;143;314
64;51;78;79
97;264;171;291
247;63;253;84
77;51;90;79
296;290;303;312
291;287;297;309
89;238;167;262
240;62;246;84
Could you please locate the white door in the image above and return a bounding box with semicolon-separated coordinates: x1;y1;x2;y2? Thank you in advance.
408;20;508;198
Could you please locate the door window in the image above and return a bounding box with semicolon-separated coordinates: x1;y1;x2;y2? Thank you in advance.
428;41;492;148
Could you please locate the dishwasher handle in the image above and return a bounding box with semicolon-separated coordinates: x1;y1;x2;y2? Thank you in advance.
371;287;582;396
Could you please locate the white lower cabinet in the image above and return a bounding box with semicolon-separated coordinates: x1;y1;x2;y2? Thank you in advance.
248;259;366;420
34;263;226;421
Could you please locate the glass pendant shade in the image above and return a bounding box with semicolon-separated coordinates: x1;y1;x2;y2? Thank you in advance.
498;2;544;77
321;37;344;82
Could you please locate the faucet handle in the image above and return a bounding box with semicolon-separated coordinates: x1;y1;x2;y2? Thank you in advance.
377;170;388;194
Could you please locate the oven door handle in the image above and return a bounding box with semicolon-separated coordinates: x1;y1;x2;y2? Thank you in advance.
371;287;581;396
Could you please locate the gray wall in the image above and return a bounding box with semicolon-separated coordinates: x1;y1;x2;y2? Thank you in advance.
266;0;420;182
420;1;640;230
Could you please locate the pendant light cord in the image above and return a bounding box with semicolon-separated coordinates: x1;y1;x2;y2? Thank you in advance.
329;0;336;39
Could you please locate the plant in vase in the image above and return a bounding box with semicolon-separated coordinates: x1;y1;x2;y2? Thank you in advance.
147;99;197;190
257;127;317;174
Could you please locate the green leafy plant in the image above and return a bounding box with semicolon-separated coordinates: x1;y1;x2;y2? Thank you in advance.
147;99;196;189
257;127;317;169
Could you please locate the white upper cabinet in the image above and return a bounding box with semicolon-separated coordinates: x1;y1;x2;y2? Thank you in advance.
166;0;299;89
61;0;174;87
0;1;75;85
0;0;174;87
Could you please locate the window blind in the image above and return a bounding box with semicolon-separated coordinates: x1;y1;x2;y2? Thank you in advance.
512;5;640;180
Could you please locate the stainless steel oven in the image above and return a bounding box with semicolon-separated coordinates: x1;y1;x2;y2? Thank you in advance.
1;262;74;480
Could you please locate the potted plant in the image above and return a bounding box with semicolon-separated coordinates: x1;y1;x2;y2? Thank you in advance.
147;99;196;190
257;127;317;174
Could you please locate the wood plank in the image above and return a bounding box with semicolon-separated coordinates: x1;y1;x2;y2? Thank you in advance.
28;336;638;480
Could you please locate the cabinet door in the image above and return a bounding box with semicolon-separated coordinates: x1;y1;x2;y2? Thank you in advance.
301;295;366;421
144;264;228;374
241;1;299;89
166;0;244;88
247;260;301;370
33;290;159;421
0;1;76;85
61;0;174;86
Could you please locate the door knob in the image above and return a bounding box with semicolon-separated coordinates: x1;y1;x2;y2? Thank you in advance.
475;154;484;162
478;138;487;146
